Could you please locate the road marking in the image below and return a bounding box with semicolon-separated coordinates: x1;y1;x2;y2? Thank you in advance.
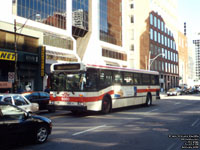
73;125;107;136
148;109;158;112
175;102;181;105
167;143;176;150
191;119;200;127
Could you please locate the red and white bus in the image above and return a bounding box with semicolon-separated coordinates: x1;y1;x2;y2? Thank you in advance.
48;62;160;114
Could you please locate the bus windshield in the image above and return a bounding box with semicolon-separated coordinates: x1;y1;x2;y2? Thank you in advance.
50;70;98;92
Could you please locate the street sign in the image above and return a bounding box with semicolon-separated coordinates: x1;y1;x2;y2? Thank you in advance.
8;72;15;83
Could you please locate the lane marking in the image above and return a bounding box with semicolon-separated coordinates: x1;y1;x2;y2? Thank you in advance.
167;143;176;150
175;102;181;105
73;125;107;136
148;109;158;112
191;119;200;127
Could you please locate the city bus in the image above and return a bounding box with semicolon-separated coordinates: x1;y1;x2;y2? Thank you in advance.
48;62;160;114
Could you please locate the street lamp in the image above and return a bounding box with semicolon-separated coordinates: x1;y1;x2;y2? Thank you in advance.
148;51;165;70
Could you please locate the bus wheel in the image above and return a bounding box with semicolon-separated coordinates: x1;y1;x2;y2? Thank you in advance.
101;97;111;114
146;94;152;106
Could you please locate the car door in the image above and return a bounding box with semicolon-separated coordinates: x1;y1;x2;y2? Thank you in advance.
13;95;31;112
0;106;7;144
0;104;34;145
39;92;50;109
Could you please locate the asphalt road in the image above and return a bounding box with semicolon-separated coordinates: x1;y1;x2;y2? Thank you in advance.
14;94;200;150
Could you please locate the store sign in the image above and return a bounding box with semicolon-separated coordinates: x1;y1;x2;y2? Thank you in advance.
25;55;38;63
41;46;45;77
0;82;12;89
0;51;15;61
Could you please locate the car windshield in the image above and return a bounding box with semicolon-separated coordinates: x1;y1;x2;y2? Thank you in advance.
50;70;98;92
0;96;2;101
51;73;86;91
169;88;176;92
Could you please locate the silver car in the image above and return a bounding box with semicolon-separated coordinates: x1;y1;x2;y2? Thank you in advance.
0;94;39;113
167;88;181;96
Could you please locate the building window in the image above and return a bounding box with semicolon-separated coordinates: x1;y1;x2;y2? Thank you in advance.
168;51;170;60
150;44;154;54
102;48;127;61
154;31;157;42
130;3;134;9
154;45;158;55
161;34;164;45
130;15;134;23
161;21;164;31
171;52;173;61
158;61;161;71
162;62;164;71
17;0;67;29
162;48;165;58
168;63;171;73
165;49;168;59
158;47;161;54
154;16;157;27
100;0;122;46
130;44;134;51
168;38;170;48
150;14;153;25
158;19;160;30
150;28;153;40
155;60;157;70
158;32;160;43
165;36;167;46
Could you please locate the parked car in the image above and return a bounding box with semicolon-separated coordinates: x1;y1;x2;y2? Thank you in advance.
0;94;39;113
22;92;50;111
167;87;182;96
0;102;52;148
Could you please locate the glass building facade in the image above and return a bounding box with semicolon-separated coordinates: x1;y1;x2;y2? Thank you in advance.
72;0;88;37
100;0;122;46
17;0;67;29
17;0;89;38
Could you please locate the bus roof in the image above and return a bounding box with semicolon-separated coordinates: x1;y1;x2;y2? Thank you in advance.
86;64;159;75
51;62;159;75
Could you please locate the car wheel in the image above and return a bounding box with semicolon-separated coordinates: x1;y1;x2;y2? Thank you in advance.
35;125;49;144
145;94;152;106
101;97;111;114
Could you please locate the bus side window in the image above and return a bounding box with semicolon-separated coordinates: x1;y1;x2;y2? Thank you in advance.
99;70;112;88
142;74;150;85
151;75;156;85
113;72;123;84
133;73;141;85
124;72;133;85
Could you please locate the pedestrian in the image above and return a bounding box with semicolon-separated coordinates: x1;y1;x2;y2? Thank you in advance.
44;86;50;93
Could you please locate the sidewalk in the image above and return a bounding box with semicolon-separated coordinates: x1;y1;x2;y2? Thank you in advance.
160;92;167;99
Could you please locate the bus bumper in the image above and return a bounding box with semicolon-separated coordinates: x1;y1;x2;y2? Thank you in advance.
47;104;87;111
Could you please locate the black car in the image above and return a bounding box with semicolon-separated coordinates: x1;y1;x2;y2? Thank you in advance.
22;92;50;111
0;102;52;148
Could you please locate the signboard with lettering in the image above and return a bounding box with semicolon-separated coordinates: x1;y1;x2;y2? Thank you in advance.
41;46;45;77
0;51;15;61
8;72;15;83
0;82;12;89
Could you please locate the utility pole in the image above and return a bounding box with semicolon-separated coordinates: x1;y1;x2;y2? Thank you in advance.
14;19;18;93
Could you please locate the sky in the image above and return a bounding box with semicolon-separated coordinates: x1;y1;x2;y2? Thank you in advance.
178;0;200;38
